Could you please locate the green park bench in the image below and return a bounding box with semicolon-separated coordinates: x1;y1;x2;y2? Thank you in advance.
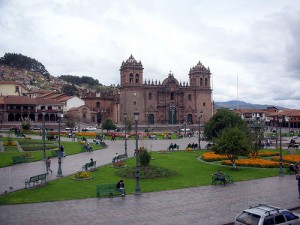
25;173;47;188
82;160;97;171
112;154;127;162
96;183;122;198
12;155;28;164
212;172;233;185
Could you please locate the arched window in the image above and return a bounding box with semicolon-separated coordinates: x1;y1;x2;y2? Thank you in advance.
129;73;133;83
96;102;100;109
170;92;174;100
205;78;208;86
203;102;206;107
148;92;152;100
135;74;139;83
200;78;203;86
188;94;192;101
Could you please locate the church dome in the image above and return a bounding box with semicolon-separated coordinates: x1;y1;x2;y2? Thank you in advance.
120;55;143;70
162;71;179;86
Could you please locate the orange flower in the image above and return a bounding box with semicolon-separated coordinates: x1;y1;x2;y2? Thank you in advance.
222;158;288;168
202;152;228;161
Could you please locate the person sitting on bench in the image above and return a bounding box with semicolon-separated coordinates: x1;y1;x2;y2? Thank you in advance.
214;170;226;185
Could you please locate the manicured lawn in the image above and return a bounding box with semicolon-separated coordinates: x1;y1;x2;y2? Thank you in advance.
0;137;105;168
0;151;278;205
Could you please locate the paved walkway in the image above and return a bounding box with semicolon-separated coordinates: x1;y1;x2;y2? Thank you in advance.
0;135;299;225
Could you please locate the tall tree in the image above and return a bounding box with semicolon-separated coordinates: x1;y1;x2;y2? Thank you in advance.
61;84;79;96
212;126;251;169
204;108;248;141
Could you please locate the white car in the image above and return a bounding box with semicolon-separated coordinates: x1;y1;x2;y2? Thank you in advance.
234;204;300;225
83;126;96;131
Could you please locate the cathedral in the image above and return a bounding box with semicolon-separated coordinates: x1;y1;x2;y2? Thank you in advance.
118;55;213;125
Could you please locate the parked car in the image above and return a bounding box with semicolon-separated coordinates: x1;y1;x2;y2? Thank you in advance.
65;127;78;131
30;125;42;130
82;126;97;131
234;204;300;225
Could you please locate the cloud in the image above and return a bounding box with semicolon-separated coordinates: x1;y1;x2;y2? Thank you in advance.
1;0;300;109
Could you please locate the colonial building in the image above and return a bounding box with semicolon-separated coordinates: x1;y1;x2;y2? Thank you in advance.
119;55;213;125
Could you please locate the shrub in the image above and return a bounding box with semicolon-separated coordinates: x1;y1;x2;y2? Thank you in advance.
139;149;151;167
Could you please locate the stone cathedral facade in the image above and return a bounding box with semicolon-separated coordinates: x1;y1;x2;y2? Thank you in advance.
118;55;213;125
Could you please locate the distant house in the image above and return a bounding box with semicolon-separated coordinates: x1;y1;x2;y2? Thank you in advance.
0;81;29;96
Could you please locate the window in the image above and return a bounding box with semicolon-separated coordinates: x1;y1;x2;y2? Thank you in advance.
188;94;191;101
148;93;152;100
134;101;136;105
170;92;174;100
129;73;133;83
263;216;274;225
15;86;20;93
203;102;206;107
274;214;285;224
200;78;203;86
282;211;298;221
205;78;208;86
135;74;139;83
96;102;100;108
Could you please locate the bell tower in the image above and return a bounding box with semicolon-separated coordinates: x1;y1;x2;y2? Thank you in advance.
120;55;144;87
189;61;211;88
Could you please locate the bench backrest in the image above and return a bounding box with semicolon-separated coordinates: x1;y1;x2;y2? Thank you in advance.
38;173;47;180
30;175;40;182
97;184;117;191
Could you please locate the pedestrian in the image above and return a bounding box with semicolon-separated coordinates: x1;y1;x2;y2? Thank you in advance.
60;145;66;157
45;157;53;174
117;179;125;197
296;172;300;199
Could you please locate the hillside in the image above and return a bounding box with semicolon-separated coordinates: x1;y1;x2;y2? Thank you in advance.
215;100;284;110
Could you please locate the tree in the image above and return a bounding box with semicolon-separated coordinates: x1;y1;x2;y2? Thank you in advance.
61;84;79;96
139;149;151;167
102;118;116;131
212;126;251;169
204;108;248;141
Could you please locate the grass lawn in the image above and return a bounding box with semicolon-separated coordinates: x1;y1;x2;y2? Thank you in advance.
0;151;278;205
0;137;105;168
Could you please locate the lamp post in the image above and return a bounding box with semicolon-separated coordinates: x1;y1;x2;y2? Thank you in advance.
124;113;128;157
197;111;203;150
278;115;284;177
57;111;63;177
134;112;141;195
42;110;46;161
184;115;187;137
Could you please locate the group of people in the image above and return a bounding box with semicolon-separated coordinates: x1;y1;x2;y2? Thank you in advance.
186;143;198;150
289;163;300;174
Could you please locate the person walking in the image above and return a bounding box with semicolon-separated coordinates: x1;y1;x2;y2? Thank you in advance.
45;157;53;174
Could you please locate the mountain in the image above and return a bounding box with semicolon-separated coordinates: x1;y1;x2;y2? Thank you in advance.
214;101;285;110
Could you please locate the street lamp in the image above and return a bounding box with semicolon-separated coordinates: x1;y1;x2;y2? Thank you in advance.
57;111;63;177
42;110;46;161
184;115;187;137
278;115;284;177
197;111;203;150
124;113;128;157
134;112;141;195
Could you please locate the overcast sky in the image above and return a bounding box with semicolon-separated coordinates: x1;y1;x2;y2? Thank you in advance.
1;0;300;109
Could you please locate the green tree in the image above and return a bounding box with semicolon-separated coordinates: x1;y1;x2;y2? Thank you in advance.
61;84;79;96
212;126;251;169
204;108;248;141
139;149;151;167
102;118;116;130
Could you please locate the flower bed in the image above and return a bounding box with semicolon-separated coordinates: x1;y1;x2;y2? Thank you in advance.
2;141;17;146
76;132;97;137
201;152;228;161
271;155;300;164
73;171;92;180
112;160;127;168
248;151;279;158
222;158;289;168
